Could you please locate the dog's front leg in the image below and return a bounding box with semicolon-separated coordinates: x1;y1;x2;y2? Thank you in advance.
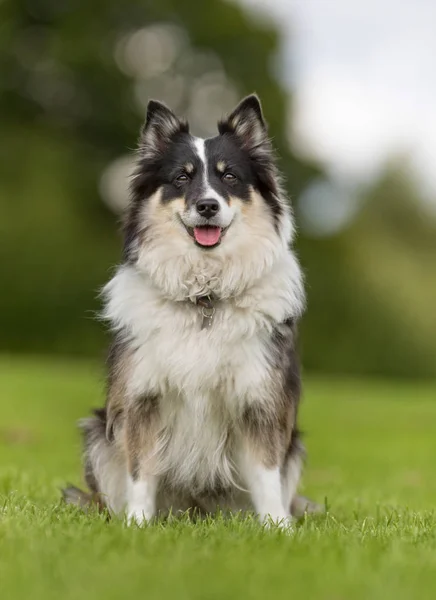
125;397;160;526
126;473;158;526
237;439;289;527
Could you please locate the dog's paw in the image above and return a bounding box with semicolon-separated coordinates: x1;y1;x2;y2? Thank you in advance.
262;514;294;534
126;508;154;527
290;495;324;519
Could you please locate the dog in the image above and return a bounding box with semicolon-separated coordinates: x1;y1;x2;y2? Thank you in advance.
63;95;319;526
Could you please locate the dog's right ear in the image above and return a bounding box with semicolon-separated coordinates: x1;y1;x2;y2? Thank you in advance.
139;100;188;158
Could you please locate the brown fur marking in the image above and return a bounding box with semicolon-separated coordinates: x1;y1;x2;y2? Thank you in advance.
124;395;160;480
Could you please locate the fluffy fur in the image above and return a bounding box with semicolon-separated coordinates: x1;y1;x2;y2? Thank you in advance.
64;95;319;527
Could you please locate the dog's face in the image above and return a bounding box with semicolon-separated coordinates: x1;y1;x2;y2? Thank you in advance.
152;132;255;249
125;96;290;259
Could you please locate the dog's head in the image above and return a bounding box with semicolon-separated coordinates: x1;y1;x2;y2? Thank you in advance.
125;95;295;300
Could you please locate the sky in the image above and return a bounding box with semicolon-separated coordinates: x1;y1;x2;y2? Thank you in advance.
237;0;436;201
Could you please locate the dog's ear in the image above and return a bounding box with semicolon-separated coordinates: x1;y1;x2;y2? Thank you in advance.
218;94;268;151
140;100;188;158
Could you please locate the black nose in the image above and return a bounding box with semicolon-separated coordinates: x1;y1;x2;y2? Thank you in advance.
196;198;220;219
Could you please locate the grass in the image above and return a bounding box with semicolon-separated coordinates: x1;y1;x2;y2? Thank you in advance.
0;356;435;599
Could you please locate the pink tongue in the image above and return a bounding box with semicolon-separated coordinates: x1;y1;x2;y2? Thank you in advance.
194;226;221;246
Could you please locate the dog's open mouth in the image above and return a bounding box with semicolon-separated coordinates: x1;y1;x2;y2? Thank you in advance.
193;226;221;247
184;225;229;248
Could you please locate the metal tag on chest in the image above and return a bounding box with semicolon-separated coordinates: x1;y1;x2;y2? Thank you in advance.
196;296;216;330
201;306;215;330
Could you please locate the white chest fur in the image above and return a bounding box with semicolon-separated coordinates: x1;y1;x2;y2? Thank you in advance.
103;259;304;489
104;259;303;402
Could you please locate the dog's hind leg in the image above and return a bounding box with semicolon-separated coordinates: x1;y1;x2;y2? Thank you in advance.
61;484;108;513
79;409;127;515
62;409;127;515
290;495;323;518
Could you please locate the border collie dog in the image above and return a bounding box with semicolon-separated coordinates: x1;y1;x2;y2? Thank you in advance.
64;95;317;526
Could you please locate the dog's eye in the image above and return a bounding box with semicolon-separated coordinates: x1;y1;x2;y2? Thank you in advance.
174;173;189;185
222;172;237;183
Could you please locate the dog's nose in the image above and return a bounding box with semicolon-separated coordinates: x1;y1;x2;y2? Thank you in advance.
196;198;220;219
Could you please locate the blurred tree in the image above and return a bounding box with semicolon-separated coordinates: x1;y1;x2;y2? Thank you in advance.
298;162;436;378
1;1;435;379
0;0;319;355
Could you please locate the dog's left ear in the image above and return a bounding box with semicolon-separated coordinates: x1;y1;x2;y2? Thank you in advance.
218;94;268;150
139;100;188;158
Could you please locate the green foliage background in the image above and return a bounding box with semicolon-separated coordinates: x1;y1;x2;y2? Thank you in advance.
1;0;435;377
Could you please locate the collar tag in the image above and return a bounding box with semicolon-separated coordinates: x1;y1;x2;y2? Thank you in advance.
196;296;215;330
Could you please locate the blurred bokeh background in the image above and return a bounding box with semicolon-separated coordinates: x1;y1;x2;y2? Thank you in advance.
1;0;435;379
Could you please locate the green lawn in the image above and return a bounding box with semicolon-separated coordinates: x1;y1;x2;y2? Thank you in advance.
0;356;435;599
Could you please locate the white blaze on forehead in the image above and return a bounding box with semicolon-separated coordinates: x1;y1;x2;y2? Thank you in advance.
193;137;207;166
193;137;217;198
192;137;233;225
193;138;222;201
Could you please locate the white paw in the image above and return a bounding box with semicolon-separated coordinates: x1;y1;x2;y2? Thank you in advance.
126;507;154;527
263;514;294;533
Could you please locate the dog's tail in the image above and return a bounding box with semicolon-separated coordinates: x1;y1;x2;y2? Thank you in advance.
62;484;107;513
